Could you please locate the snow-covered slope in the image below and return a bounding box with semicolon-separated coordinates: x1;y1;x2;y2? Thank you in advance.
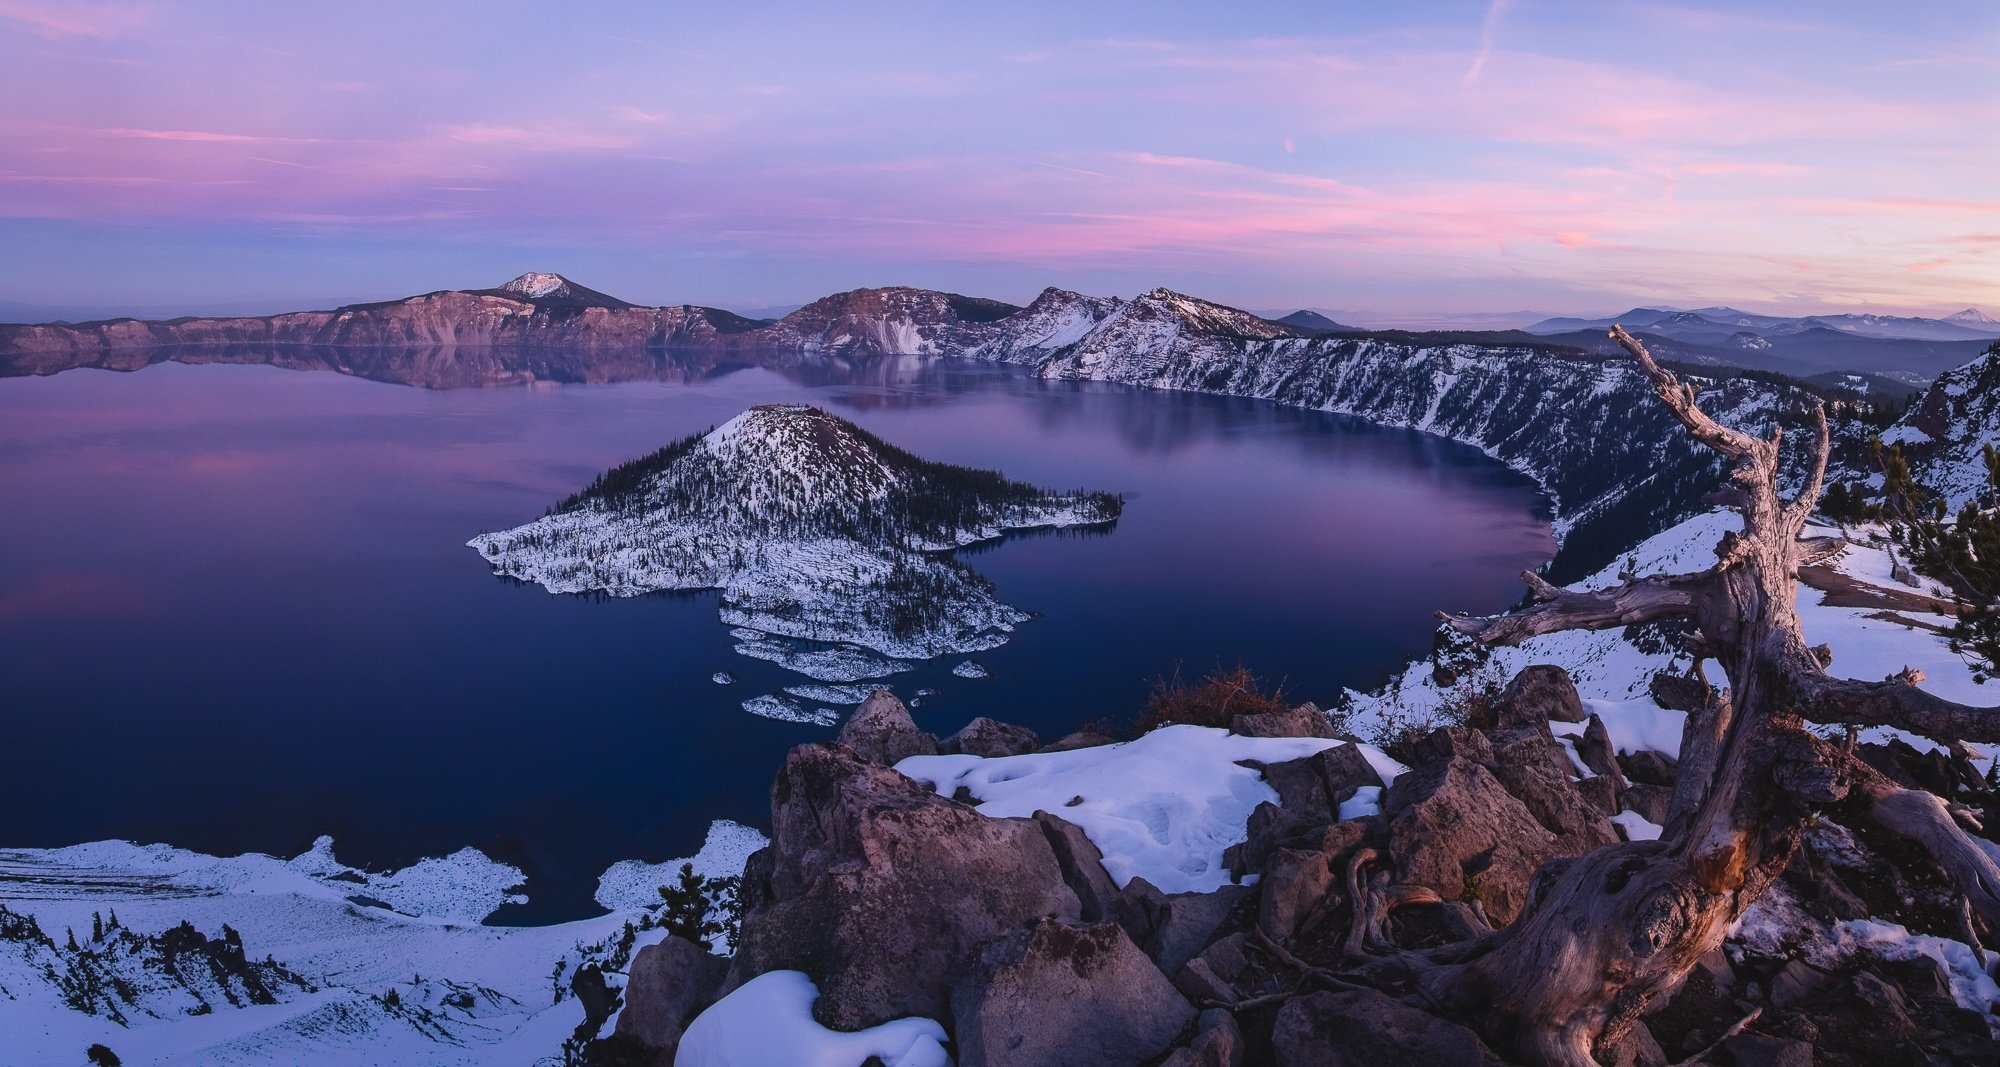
1876;342;2000;510
470;404;1121;666
1343;511;1996;768
962;298;1822;568
0;823;761;1066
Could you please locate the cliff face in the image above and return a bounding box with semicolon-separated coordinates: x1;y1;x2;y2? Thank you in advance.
1875;343;2000;510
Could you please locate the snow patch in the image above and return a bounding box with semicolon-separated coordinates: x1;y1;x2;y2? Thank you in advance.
677;970;950;1067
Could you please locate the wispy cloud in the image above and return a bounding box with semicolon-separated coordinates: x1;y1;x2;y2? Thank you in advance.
0;0;148;39
1464;0;1509;84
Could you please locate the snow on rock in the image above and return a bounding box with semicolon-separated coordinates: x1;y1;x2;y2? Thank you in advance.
1611;811;1663;841
950;659;988;679
733;631;915;683
676;970;950;1067
594;820;769;915
1553;699;1688;760
711;671;736;685
896;725;1403;894
1832;920;2000;1015
743;693;840;726
470;405;1119;673
0;838;647;1066
1338;786;1383;821
784;683;879;705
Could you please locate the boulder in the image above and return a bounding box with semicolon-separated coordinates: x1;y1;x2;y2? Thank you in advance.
1270;989;1505;1066
1121;877;1255;975
1484;728;1618;849
1408;726;1494;767
837;690;936;765
1258;744;1383;826
1622;783;1674;825
1224;801;1312;881
941;716;1039;757
1161;1008;1245;1067
1232;702;1340;739
952;918;1195;1067
610;937;727;1064
1576;775;1623;816
727;743;1080;1029
1043;726;1118;752
1173;932;1252;1005
1258;847;1338;942
1576;714;1622;780
1033;811;1124;924
1647;670;1712;712
1383;758;1565;925
1621;749;1679;787
1495;665;1586;726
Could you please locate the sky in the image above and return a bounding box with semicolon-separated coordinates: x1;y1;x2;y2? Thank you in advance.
0;0;1995;322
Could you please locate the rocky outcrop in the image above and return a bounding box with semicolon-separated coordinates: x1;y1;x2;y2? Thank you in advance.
838;691;936;765
607;937;725;1064
950;918;1194;1067
726;742;1081;1029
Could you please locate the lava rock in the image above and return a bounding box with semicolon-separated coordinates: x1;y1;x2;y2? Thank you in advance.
1576;714;1622;779
1621;750;1679;787
1258;744;1384;826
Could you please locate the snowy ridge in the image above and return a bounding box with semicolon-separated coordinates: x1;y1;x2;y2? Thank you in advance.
470;404;1120;669
0;825;760;1065
966;302;1820;561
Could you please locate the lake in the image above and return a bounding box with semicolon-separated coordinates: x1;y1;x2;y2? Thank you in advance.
0;353;1553;922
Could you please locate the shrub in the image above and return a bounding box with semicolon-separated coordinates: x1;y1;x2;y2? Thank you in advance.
1137;665;1290;734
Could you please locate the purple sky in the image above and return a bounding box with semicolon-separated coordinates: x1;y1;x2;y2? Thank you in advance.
1;0;1994;321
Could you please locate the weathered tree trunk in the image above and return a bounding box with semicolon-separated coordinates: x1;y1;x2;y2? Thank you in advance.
1412;327;2000;1065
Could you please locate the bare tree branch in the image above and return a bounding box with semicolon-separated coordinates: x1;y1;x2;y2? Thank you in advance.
1790;669;2000;743
1610;326;1767;462
1438;570;1711;646
1783;401;1830;536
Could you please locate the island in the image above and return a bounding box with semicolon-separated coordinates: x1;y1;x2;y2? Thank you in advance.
469;404;1121;673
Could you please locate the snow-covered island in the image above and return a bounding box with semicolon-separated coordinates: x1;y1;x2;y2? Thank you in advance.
469;404;1121;669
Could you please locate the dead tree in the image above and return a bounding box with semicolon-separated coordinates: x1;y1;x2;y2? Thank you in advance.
1415;326;2000;1066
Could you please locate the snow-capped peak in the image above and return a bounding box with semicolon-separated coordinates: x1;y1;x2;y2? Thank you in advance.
497;272;574;299
1945;308;1996;325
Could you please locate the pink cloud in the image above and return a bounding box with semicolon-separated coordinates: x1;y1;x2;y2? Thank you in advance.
0;0;148;39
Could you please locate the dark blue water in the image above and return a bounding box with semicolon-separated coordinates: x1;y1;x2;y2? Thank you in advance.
0;356;1553;921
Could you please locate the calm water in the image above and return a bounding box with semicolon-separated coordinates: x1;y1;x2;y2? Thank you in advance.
0;355;1553;921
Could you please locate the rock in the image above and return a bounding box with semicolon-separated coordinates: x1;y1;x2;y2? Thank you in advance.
941;716;1039;757
1484;728;1617;848
1383;758;1565;925
1721;1034;1814;1067
1043;726;1118;752
1122;878;1255;975
1408;726;1494;767
1769;959;1831;1008
836;690;936;766
1622;783;1674;825
1232;702;1340;739
1258;847;1338;942
1576;714;1622;779
1600;1022;1669;1067
1161;1008;1244;1067
1225;801;1312;881
610;937;727;1063
952;918;1195;1067
1033;811;1124;924
1495;665;1586;726
727;743;1081;1029
1258;744;1384;826
1576;774;1623;816
1270;989;1505;1066
1173;933;1252;1004
1647;670;1711;712
1621;750;1679;787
